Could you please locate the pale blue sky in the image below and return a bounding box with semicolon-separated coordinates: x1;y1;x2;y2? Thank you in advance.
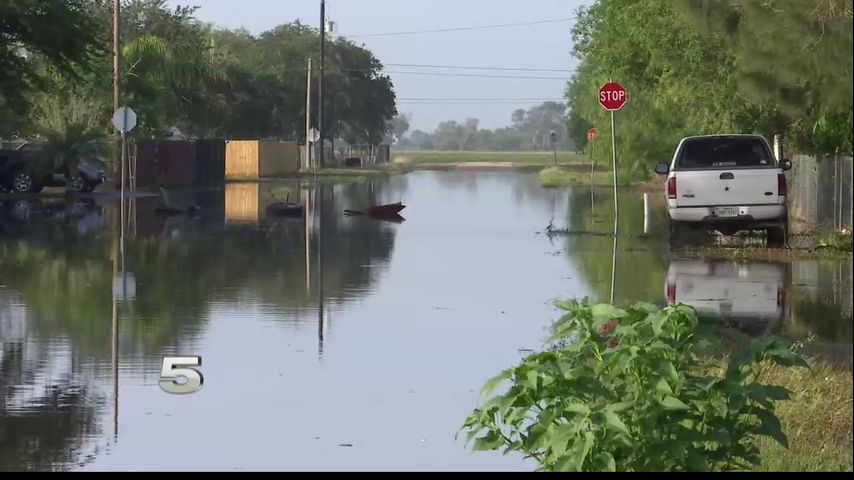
168;0;589;131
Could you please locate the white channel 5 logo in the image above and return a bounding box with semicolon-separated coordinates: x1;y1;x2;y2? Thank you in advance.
159;356;204;394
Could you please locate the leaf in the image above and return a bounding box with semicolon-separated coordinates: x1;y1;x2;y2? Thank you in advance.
549;424;577;457
609;400;634;413
756;408;788;448
473;431;505;451
655;378;673;395
657;360;679;381
593;452;616;472
661;396;690;410
603;410;631;436
481;369;510;397
592;303;628;321
686;449;708;471
564;403;591;416
526;423;549;450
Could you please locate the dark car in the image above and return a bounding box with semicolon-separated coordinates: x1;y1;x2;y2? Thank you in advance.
0;143;107;194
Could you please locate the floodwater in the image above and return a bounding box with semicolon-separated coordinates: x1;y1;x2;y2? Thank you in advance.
0;170;851;471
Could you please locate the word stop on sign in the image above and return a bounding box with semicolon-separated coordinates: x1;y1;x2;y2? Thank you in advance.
600;90;626;103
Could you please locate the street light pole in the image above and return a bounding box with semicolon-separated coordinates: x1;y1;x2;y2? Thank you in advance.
318;0;325;169
112;0;122;173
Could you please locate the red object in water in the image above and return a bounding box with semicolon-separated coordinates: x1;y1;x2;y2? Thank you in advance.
364;202;406;216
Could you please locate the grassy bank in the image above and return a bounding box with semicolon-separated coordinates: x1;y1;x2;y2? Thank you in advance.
758;359;853;471
671;245;854;262
392;150;586;165
540;163;663;188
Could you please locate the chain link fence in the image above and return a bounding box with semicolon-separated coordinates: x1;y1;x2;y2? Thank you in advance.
789;154;853;229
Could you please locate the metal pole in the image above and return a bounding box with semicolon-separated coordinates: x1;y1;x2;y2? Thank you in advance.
120;134;126;220
590;139;595;187
610;235;618;304
643;193;651;236
610;110;619;236
305;58;312;172
121;108;127;213
113;0;122;173
318;0;325;169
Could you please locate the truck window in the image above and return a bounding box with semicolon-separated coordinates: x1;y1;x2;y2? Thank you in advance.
676;137;775;169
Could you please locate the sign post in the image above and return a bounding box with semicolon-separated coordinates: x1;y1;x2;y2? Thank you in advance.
599;82;626;304
587;127;599;187
112;106;137;310
598;82;627;237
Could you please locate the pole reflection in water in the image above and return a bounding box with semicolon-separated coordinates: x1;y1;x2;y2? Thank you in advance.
304;188;311;295
316;185;325;358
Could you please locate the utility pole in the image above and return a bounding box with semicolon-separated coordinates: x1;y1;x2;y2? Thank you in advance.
112;0;122;174
318;0;326;169
305;58;312;172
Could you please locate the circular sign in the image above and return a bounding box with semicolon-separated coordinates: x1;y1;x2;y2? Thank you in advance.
112;106;138;133
587;127;599;141
599;82;627;111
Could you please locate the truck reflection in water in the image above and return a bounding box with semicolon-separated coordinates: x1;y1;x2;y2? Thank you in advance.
665;259;788;336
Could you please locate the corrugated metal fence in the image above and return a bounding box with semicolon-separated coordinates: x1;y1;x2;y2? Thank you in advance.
789;154;853;229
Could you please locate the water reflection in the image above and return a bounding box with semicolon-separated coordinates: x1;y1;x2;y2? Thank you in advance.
559;186;853;351
664;259;786;336
0;172;850;470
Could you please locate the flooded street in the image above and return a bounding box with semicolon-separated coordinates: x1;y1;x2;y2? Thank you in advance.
1;171;851;471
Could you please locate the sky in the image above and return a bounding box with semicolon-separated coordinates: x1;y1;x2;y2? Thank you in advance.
167;0;590;131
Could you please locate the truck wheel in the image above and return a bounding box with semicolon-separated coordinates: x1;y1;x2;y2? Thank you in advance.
11;170;40;194
766;225;786;249
67;176;86;192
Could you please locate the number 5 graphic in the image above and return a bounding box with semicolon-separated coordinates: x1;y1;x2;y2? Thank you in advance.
159;356;204;394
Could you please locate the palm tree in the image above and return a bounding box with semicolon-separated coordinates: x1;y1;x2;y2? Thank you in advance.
28;92;108;193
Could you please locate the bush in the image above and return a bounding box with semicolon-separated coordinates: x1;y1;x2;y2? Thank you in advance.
460;301;808;472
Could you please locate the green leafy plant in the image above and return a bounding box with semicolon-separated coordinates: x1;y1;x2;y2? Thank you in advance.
30;92;108;180
460;301;809;472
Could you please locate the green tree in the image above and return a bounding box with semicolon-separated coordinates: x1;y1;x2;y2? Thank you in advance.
0;0;104;132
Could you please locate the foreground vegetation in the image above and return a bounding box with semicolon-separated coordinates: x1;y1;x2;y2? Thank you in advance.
758;360;853;471
461;301;849;472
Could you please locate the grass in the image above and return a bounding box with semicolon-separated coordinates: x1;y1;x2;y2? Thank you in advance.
671;245;854;262
757;359;853;471
392;150;586;165
539;166;634;188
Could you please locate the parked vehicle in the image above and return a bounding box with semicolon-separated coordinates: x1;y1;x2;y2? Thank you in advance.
0;144;106;194
654;135;792;248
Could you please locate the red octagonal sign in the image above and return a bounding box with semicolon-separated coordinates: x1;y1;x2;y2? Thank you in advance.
599;82;627;111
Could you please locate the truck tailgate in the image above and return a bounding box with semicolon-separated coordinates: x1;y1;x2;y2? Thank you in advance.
675;169;781;207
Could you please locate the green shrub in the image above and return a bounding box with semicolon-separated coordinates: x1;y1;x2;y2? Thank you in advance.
460;301;808;472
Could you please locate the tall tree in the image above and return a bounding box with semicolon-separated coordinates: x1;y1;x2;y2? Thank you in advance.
0;0;103;128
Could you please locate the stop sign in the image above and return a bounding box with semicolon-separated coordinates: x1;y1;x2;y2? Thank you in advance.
587;127;599;141
599;82;627;111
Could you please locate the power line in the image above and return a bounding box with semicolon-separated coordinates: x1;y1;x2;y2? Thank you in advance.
398;101;564;105
398;97;565;102
384;70;567;80
385;63;575;73
345;17;574;38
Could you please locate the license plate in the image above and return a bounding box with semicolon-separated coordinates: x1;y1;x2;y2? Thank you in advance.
714;207;739;217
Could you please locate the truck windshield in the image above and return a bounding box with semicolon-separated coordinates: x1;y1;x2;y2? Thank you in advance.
676;137;775;169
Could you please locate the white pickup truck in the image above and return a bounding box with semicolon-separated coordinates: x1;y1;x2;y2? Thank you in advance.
655;134;792;248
